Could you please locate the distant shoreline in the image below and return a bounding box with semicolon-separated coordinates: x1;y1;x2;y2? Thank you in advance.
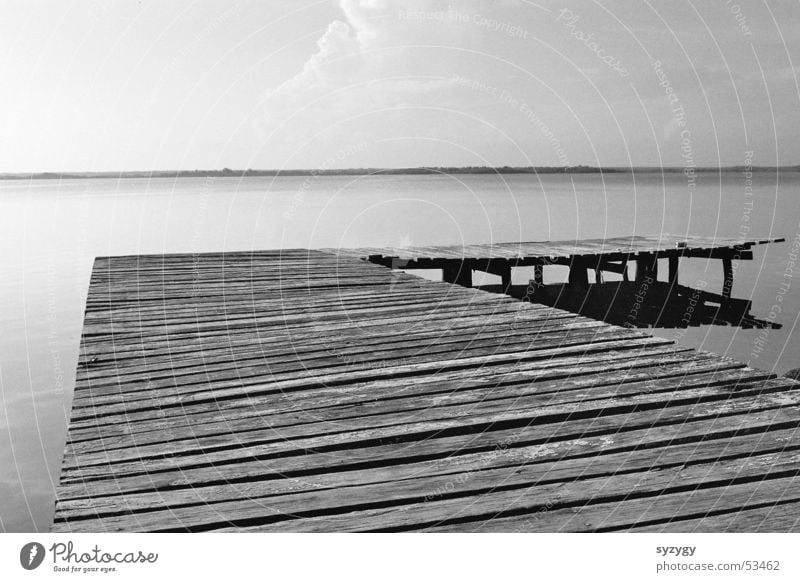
1;165;798;180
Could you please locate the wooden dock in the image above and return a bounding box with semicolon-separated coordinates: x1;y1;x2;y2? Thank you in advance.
333;234;783;290
336;234;785;329
52;238;800;532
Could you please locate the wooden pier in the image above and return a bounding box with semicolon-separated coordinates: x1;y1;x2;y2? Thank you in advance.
334;234;782;291
52;237;800;532
336;234;785;328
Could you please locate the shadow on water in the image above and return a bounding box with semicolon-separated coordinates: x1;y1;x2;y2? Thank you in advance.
481;281;781;330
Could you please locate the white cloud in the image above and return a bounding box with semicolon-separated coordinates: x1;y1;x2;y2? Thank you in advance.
301;19;362;88
260;0;465;133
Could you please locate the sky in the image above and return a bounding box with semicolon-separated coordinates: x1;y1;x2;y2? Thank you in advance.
1;0;799;172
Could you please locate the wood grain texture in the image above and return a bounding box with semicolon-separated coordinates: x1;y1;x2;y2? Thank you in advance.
324;235;783;264
51;245;799;533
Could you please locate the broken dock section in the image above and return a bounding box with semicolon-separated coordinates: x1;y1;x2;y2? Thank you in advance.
335;234;785;328
52;238;800;532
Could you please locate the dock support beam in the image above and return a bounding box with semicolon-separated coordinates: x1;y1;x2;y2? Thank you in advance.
722;257;733;299
442;261;472;287
499;266;511;291
534;264;544;287
568;257;589;286
667;255;679;296
668;255;679;286
636;254;658;284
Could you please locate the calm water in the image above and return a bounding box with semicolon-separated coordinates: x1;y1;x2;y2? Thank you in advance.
1;171;798;531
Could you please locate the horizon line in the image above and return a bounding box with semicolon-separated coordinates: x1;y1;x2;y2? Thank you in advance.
2;164;799;179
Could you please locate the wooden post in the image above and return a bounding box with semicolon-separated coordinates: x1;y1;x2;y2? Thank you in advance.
669;255;680;295
534;264;543;287
636;254;657;284
722;257;733;299
442;261;472;287
668;255;679;286
635;256;645;283
500;266;512;291
568;257;588;286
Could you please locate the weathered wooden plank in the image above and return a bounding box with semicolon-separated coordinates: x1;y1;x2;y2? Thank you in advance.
332;236;784;265
59;377;794;482
72;330;669;406
53;423;800;525
627;497;800;533
65;355;741;450
68;337;676;418
228;452;800;533
427;477;800;532
73;313;586;374
54;391;800;502
63;355;748;461
77;301;573;357
53;447;800;532
77;318;610;381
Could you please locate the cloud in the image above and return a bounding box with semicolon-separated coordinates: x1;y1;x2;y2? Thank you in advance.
256;0;552;167
339;0;386;47
259;0;465;135
266;1;397;97
302;20;362;88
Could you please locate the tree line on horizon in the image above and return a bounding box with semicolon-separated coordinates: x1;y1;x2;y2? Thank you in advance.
2;164;798;180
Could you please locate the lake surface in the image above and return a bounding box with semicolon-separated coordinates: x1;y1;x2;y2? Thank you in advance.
1;171;798;532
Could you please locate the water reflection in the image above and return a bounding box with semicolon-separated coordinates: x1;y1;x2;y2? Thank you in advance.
502;280;781;330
